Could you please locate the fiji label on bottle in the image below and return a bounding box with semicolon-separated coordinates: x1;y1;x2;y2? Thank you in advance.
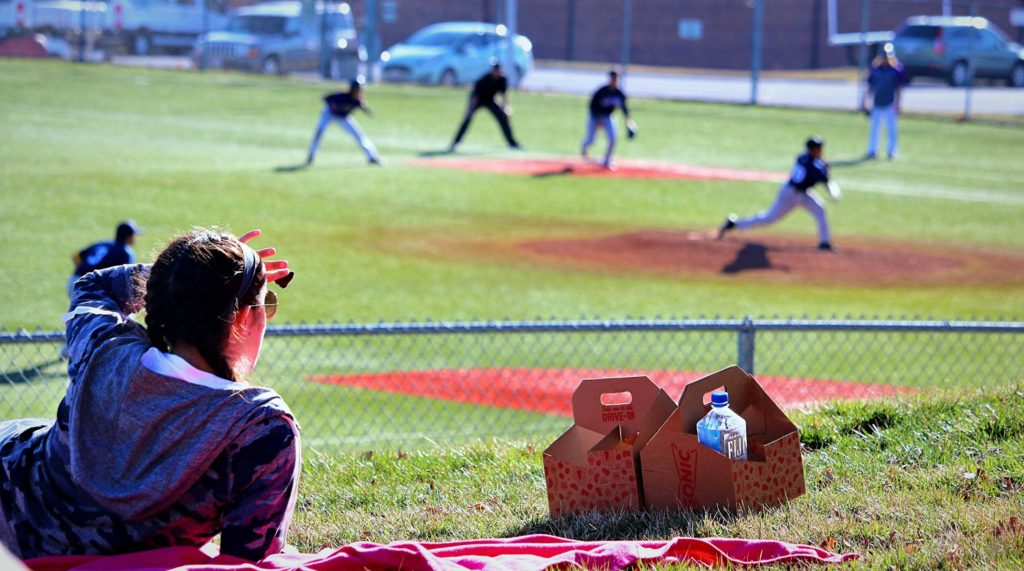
721;432;748;460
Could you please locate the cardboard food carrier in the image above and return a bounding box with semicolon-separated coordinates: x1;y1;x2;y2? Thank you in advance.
641;365;805;511
543;376;676;516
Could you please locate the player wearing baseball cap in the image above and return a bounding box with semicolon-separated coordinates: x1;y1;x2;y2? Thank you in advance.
69;220;141;297
305;76;383;166
718;137;841;251
861;44;906;160
581;70;637;170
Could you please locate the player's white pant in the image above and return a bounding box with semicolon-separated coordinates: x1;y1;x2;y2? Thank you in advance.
581;114;616;166
307;108;379;162
735;183;830;244
867;104;898;157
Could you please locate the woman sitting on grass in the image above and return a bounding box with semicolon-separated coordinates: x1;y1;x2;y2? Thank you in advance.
0;228;298;562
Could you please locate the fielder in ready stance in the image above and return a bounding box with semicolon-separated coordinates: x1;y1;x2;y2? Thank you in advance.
305;77;382;166
449;62;520;152
718;137;841;251
581;70;636;170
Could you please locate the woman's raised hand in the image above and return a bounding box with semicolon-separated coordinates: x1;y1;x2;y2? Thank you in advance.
239;229;294;287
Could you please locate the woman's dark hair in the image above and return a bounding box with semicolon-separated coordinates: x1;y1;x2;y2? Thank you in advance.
144;229;265;381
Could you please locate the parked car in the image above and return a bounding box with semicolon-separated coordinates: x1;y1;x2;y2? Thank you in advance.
1;0;229;56
891;16;1024;87
379;22;533;86
192;0;364;78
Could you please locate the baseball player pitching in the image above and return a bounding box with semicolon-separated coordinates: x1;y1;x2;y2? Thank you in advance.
718;137;841;251
581;69;637;170
305;77;383;166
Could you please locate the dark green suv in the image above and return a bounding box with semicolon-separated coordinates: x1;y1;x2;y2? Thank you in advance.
892;16;1024;87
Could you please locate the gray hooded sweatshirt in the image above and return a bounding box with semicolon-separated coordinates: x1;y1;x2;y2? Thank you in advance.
0;265;300;561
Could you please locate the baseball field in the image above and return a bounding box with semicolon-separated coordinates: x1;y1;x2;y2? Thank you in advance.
3;59;1024;568
2;59;1023;331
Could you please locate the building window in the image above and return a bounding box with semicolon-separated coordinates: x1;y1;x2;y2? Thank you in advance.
382;0;398;24
678;19;703;41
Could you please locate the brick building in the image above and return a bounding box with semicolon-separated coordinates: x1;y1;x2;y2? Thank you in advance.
333;0;1023;70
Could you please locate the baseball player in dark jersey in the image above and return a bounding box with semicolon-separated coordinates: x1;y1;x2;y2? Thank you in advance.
861;45;907;160
448;62;520;152
718;137;841;251
69;220;140;297
305;77;382;166
581;70;636;170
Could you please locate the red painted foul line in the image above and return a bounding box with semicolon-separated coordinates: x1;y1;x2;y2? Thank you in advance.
408;157;782;182
309;368;909;416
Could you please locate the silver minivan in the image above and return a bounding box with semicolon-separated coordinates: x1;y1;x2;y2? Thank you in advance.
892;16;1024;87
192;0;363;78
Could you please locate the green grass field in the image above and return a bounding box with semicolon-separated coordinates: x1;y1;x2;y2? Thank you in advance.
1;60;1023;331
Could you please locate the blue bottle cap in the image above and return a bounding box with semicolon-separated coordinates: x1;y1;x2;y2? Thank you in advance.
710;390;729;406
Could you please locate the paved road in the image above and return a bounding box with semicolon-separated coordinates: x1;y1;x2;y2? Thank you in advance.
523;66;1024;117
111;56;1024;117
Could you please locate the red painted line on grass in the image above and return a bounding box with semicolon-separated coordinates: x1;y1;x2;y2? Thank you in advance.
408;157;782;182
309;368;908;416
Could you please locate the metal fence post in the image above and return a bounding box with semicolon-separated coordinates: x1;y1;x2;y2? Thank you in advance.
620;0;632;79
737;317;756;374
505;0;518;86
963;2;978;121
750;0;764;105
365;0;379;82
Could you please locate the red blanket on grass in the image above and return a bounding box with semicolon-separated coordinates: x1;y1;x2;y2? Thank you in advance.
24;534;857;570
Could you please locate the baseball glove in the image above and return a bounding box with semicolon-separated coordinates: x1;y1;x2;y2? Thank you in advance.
626;119;638;140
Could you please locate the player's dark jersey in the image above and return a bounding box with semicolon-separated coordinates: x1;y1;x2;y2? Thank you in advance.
73;241;134;277
788;153;829;192
589;85;628;117
868;63;905;108
472;73;507;102
323;92;364;117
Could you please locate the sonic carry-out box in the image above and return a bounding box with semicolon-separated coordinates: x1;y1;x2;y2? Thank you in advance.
543;376;676;516
640;365;805;511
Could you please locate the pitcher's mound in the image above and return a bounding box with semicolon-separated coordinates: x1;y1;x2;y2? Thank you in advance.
519;230;1024;286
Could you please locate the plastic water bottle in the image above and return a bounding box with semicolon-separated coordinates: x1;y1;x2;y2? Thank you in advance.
696;391;748;460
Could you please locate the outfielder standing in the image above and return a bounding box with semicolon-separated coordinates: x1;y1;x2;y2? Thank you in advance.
861;45;906;160
581;70;636;170
449;62;520;152
305;77;382;166
718;137;840;251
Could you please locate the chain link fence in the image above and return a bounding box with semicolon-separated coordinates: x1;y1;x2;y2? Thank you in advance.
2;318;1022;451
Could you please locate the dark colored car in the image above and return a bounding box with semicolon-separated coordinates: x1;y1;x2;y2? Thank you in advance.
892;16;1024;87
